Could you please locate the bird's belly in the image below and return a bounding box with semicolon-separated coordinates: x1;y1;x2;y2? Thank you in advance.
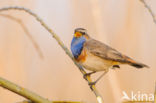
81;52;113;71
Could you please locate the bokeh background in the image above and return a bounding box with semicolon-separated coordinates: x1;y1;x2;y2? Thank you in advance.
0;0;155;103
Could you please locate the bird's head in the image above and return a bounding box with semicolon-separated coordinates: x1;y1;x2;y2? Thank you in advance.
71;28;89;59
74;28;89;39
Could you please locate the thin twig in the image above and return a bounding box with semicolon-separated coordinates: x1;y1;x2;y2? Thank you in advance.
140;0;156;24
0;77;51;103
0;6;104;103
16;100;84;103
154;82;156;103
0;13;44;59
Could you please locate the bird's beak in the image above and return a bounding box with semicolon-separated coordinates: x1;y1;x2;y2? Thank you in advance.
74;32;82;37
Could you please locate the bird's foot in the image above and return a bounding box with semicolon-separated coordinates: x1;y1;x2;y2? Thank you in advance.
83;71;96;81
88;81;97;90
88;81;97;86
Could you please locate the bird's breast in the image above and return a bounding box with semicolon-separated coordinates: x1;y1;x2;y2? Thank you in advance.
76;49;87;62
78;50;114;71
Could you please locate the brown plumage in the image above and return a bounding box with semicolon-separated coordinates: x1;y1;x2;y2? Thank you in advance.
84;39;149;69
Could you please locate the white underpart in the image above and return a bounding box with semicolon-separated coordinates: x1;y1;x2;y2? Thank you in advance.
81;51;113;72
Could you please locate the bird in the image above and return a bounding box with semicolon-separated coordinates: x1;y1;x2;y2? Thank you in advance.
71;28;149;85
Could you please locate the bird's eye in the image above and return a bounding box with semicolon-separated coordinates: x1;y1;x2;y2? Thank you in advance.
81;32;85;35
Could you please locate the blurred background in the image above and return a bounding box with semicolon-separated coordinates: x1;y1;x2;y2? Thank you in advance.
0;0;155;103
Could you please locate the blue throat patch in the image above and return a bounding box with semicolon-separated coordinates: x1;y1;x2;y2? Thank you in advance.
71;36;86;59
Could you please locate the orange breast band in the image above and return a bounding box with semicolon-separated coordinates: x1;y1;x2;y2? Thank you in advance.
76;49;87;62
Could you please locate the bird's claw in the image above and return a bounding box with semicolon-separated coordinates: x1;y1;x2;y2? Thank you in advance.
88;81;96;86
83;73;89;81
83;71;96;81
88;81;97;90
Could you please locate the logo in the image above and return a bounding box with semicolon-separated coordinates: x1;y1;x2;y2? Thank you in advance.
122;91;154;102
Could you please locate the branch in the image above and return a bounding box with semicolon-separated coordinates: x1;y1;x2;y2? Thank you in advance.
154;82;156;103
0;13;44;59
0;77;51;103
140;0;156;24
17;100;84;103
0;77;84;103
0;6;104;103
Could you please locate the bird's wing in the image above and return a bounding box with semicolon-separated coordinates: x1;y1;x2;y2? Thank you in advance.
84;39;134;64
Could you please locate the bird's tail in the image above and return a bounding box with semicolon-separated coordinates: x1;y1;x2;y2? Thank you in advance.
130;62;149;68
126;58;149;68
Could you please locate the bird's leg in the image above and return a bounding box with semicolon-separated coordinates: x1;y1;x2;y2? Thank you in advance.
83;71;96;81
88;70;109;86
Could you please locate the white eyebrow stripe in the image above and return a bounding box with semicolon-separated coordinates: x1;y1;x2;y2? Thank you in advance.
75;28;87;34
78;30;87;33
